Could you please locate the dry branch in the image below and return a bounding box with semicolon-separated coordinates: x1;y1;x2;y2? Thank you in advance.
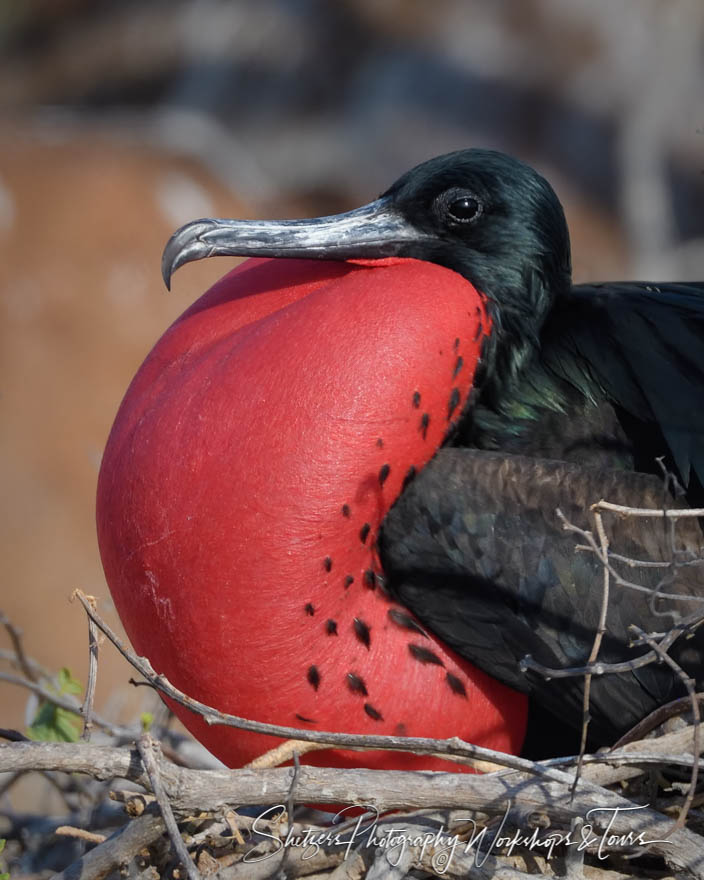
50;813;166;880
4;739;704;877
136;733;201;880
81;594;100;741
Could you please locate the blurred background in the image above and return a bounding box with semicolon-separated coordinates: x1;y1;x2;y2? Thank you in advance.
1;0;703;809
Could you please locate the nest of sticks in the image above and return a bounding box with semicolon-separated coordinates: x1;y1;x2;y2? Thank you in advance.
2;498;704;880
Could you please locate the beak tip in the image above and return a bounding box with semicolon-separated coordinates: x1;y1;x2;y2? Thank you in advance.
161;259;173;291
160;219;220;290
161;232;182;291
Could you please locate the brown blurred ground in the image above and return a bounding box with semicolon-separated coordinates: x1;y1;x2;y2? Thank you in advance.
0;126;245;734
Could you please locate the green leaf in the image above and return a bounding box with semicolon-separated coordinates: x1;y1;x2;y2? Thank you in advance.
57;667;82;697
28;703;81;743
140;712;154;732
25;667;84;742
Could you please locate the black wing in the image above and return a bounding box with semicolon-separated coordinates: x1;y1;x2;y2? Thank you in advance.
380;448;704;750
544;281;704;496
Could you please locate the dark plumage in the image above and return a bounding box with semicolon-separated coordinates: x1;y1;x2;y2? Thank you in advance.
378;153;704;752
381;450;704;754
465;280;704;496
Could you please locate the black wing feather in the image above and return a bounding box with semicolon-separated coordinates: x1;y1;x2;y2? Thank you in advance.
381;448;704;749
545;282;704;489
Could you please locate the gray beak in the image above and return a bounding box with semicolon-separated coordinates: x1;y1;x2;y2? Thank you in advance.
161;197;423;289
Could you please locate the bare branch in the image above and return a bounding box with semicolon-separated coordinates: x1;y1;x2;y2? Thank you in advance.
558;509;704;603
55;826;107;844
630;625;700;832
0;669;130;738
0;611;39;682
521;608;704;680
51;813;166;880
80;593;100;742
612;694;704;748
593;500;704;518
137;733;201;880
603;550;704;571
572;508;611;797
246;738;334;769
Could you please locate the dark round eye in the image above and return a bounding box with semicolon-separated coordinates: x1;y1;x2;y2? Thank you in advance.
447;195;482;223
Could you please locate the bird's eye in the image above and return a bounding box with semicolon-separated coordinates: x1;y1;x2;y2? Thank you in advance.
447;195;482;223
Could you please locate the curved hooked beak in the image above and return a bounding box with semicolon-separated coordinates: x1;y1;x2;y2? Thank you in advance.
161;197;423;289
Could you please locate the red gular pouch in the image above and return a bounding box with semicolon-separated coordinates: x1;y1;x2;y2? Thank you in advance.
97;255;528;773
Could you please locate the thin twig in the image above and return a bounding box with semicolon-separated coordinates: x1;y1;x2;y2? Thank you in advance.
287;751;300;825
520;608;704;679
565;816;586;880
282;750;302;876
80;594;100;742
244;737;501;772
0;728;30;742
572;508;611;798
0;670;130;738
51;812;166;880
0;670;84;715
55;826;107;844
612;694;704;749
603;550;704;570
246;738;331;769
0;769;26;799
630;625;700;833
593;500;704;518
137;734;201;880
558;509;704;602
0;648;51;679
0;611;38;682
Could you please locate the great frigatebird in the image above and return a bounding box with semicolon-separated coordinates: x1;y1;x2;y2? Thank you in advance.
103;149;704;763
